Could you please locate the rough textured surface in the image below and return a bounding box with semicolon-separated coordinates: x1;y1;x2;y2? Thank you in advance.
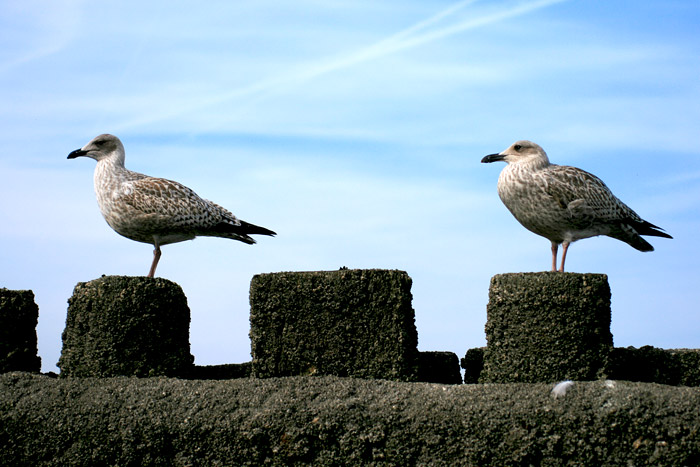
189;362;252;380
58;276;193;377
190;356;466;382
461;347;485;384
250;269;419;381
466;346;700;387
481;272;612;383
2;373;699;467
0;289;41;373
416;351;462;385
608;346;700;386
671;349;700;386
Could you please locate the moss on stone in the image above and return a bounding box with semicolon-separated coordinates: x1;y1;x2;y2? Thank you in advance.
481;272;612;383
417;351;462;384
249;269;419;381
461;347;485;384
0;289;40;372
2;373;699;466
609;346;700;386
58;276;193;377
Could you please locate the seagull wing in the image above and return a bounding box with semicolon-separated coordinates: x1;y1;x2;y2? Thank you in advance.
541;165;642;226
541;165;671;250
118;176;272;244
120;177;224;224
112;175;252;244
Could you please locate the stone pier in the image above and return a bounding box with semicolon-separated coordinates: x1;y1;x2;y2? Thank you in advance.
480;272;613;383
58;276;193;377
249;269;419;381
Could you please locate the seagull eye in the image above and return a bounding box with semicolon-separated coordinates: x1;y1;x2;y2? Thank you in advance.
514;144;522;151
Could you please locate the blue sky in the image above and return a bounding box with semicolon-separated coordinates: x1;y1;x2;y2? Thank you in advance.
1;1;698;373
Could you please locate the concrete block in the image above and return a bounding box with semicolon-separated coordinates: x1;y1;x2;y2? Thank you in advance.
481;272;612;383
0;289;41;372
58;276;193;377
671;349;700;386
190;362;252;380
417;351;462;384
249;269;418;381
461;347;485;384
609;346;700;386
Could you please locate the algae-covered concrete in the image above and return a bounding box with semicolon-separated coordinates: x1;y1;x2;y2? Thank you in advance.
482;272;612;383
58;276;194;377
189;362;252;380
0;289;40;373
1;373;699;466
608;346;700;386
461;347;485;384
416;351;462;385
250;269;419;381
465;346;700;387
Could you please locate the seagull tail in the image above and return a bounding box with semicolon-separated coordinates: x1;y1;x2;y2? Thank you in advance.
203;219;275;244
237;220;276;237
635;220;673;239
620;235;655;252
609;219;672;252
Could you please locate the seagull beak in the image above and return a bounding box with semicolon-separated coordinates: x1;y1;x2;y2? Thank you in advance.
481;153;505;163
67;148;87;159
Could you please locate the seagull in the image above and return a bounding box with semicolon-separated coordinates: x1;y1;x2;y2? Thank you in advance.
481;140;671;272
68;134;275;277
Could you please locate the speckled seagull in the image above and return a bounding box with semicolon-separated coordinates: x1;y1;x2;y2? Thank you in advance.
68;134;275;277
481;140;671;272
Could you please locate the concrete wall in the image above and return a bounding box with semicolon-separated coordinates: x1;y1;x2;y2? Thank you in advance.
2;372;699;467
2;270;699;466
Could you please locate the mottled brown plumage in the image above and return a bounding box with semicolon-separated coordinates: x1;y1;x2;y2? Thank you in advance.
482;140;671;271
68;134;275;277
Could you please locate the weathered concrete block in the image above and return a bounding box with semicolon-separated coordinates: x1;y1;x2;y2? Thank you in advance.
608;346;676;385
481;272;612;383
671;349;700;386
190;362;252;380
58;276;194;377
461;347;485;384
0;289;41;373
469;345;700;386
249;269;419;381
609;346;700;386
416;351;462;384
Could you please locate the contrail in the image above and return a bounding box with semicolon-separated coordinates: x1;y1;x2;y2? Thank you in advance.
118;0;568;130
310;0;567;74
358;0;480;57
375;0;569;54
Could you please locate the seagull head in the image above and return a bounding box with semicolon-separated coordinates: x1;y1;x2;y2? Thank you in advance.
481;140;550;167
68;134;125;165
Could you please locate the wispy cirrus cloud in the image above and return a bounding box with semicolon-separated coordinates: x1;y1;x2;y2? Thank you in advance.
115;0;569;130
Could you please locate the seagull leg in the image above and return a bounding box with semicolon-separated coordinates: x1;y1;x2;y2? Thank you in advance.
559;241;570;272
550;242;558;272
148;243;161;278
